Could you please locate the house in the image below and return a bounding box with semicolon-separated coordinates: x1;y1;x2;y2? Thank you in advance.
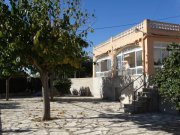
93;19;180;78
92;19;180;108
70;19;180;113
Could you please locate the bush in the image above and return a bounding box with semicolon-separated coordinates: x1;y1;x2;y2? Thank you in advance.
53;78;72;95
79;87;92;96
72;89;79;95
153;43;180;111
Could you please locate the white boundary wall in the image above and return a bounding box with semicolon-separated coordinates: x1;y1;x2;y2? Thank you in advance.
70;78;103;98
70;75;143;104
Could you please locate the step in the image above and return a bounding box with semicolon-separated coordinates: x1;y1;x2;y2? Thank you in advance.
124;104;134;113
132;100;146;106
138;91;152;98
124;103;145;114
143;88;155;92
138;96;148;102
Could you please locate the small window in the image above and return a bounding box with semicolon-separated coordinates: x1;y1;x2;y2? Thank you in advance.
117;56;122;69
107;59;111;71
136;50;142;66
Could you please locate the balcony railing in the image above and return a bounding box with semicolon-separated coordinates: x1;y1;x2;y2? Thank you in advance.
94;20;180;50
96;67;143;77
117;67;143;76
96;70;112;77
113;22;144;40
94;22;144;50
149;21;180;31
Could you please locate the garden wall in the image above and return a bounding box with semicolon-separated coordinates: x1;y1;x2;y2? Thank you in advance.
70;75;143;104
70;78;102;97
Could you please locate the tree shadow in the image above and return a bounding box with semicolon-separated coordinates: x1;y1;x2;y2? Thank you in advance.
54;97;105;104
0;109;2;135
0;102;21;109
55;100;180;135
99;113;180;135
1;129;31;134
0;102;21;135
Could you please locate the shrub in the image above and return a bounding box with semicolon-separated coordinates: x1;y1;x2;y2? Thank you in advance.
72;89;79;95
53;78;72;95
79;87;92;96
153;43;180;111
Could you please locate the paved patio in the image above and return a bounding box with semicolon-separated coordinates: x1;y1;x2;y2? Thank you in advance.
0;97;180;135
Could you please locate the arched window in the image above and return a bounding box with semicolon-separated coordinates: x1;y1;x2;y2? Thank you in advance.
117;47;142;75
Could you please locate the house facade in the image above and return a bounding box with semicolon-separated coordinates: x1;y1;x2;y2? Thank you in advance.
70;19;180;113
93;19;180;78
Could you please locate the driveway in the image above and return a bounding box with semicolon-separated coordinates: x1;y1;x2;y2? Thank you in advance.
0;97;180;135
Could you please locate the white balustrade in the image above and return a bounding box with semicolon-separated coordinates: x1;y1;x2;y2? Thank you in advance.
94;20;180;50
150;21;180;31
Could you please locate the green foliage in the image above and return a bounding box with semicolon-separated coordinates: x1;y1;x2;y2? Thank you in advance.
0;0;94;76
53;78;72;95
72;89;79;95
0;0;94;120
153;43;180;110
79;87;92;96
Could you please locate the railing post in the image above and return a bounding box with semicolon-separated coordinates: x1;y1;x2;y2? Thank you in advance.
133;91;136;113
143;73;146;88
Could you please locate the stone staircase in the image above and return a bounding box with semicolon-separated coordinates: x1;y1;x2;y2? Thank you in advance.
123;88;159;114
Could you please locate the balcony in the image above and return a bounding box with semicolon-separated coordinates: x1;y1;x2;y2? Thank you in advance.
96;71;112;77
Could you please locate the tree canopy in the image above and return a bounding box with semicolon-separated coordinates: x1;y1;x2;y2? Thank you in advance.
153;43;180;111
0;0;94;120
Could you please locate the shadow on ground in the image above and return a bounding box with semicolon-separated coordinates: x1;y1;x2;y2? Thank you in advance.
56;99;180;135
0;101;22;135
0;109;2;135
1;129;31;134
0;102;21;109
54;97;105;104
98;113;180;135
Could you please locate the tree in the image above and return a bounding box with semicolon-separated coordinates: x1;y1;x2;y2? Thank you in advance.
0;0;94;120
0;28;24;100
74;56;93;78
153;43;180;111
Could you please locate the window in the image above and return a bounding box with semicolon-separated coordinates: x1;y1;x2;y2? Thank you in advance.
97;59;111;72
124;52;135;68
136;50;142;66
116;47;143;75
154;48;162;65
117;55;122;69
154;47;169;66
154;41;170;66
107;59;111;71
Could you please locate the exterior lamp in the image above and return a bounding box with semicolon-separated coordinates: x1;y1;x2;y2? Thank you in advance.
134;28;146;35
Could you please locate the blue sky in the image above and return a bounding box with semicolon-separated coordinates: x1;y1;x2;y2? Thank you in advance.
4;0;180;55
82;0;180;55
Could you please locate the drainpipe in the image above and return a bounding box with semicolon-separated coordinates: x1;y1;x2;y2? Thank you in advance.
93;56;97;78
142;37;146;88
134;28;147;87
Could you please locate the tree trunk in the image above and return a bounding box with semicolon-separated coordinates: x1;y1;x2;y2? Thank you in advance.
41;72;51;121
6;77;10;101
49;73;55;101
